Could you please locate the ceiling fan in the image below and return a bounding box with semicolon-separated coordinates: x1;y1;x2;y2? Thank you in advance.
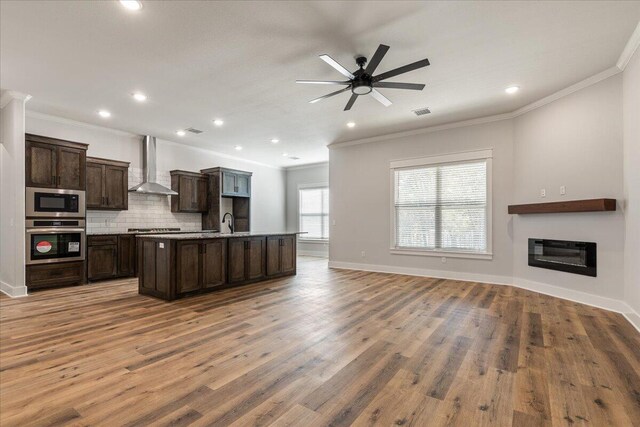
297;44;430;111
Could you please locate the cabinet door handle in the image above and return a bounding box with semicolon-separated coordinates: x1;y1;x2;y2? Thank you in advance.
51;175;55;184
106;197;109;205
58;176;61;185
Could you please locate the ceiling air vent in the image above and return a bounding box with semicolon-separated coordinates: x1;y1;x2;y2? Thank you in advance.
412;107;431;116
185;127;203;134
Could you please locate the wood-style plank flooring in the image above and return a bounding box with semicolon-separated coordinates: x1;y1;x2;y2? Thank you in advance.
1;257;639;426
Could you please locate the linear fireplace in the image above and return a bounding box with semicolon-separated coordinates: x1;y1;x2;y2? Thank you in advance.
528;238;596;277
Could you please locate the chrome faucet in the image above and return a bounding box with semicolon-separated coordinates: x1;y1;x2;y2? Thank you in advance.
222;212;234;234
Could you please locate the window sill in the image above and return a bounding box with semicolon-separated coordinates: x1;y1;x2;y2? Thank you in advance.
390;248;493;260
299;239;329;244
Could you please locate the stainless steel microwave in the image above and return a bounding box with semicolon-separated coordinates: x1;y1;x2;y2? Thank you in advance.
26;187;85;218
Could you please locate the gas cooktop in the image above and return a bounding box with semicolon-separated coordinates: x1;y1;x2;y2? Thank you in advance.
127;228;182;234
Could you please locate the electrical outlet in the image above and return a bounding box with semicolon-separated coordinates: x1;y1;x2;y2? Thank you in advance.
560;185;566;195
158;243;164;249
441;257;446;263
361;251;366;258
540;188;546;198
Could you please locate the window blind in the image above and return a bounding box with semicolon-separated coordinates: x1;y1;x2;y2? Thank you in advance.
394;160;487;252
299;187;329;240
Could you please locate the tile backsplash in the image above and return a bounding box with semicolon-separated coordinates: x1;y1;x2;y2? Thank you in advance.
86;168;203;234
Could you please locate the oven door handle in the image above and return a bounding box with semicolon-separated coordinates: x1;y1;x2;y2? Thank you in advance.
26;228;86;234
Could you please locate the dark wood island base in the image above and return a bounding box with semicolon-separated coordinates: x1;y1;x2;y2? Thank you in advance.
137;232;299;300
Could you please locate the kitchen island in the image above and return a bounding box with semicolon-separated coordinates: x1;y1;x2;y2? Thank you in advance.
137;232;300;300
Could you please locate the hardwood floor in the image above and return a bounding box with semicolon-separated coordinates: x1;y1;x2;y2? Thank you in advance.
1;257;639;426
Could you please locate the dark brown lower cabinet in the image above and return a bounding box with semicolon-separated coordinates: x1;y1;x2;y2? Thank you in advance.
138;234;295;301
87;243;118;280
266;235;296;277
176;239;227;295
202;240;226;289
26;261;86;290
228;237;266;284
87;234;136;281
138;238;170;298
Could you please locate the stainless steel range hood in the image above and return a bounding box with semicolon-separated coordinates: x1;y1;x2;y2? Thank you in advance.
128;135;179;195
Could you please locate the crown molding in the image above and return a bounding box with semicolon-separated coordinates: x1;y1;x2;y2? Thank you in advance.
26;110;283;170
617;20;640;71
284;161;329;171
510;66;621;117
328;113;513;149
329;66;621;150
0;91;31;109
27;110;137;137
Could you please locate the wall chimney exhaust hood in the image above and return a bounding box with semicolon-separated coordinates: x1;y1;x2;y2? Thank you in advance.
128;135;179;196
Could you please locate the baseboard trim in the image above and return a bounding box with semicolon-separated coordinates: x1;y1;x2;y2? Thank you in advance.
0;280;28;298
299;250;328;258
511;277;635;318
327;261;512;286
328;261;640;333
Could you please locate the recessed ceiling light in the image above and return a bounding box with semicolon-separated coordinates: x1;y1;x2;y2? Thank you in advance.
98;110;111;118
347;122;356;128
132;92;147;102
235;145;243;151
119;0;142;11
505;86;520;94
282;152;289;157
213;119;224;126
271;138;279;144
176;130;186;136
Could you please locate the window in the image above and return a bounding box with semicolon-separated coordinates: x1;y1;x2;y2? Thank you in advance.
391;150;492;258
299;186;329;240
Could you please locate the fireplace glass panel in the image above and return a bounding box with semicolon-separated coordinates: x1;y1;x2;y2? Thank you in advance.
528;239;596;277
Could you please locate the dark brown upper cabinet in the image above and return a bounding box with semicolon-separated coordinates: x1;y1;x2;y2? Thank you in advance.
86;157;130;210
200;167;253;231
170;170;208;213
221;170;251;197
26;134;88;190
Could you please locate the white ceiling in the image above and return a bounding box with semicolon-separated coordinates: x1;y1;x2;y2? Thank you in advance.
2;1;639;167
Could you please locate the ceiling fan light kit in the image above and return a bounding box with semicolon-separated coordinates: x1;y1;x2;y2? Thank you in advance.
297;44;430;111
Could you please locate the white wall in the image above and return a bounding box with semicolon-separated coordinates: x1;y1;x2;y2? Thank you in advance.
328;72;636;320
0;92;29;297
623;48;640;319
512;75;626;299
329;119;514;283
25;113;286;233
285;163;329;257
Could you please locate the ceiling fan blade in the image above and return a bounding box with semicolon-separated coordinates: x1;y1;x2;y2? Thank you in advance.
344;94;358;111
319;54;355;79
373;82;425;90
373;58;430;82
309;86;351;104
364;44;390;75
371;89;392;107
296;80;351;85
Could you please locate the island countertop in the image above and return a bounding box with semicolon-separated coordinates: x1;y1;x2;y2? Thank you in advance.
138;231;305;240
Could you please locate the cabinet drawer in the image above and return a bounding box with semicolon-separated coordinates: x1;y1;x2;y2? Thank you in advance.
26;261;85;290
88;235;118;246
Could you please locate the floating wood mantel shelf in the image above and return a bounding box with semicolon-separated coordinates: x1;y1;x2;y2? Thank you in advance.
508;198;616;214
